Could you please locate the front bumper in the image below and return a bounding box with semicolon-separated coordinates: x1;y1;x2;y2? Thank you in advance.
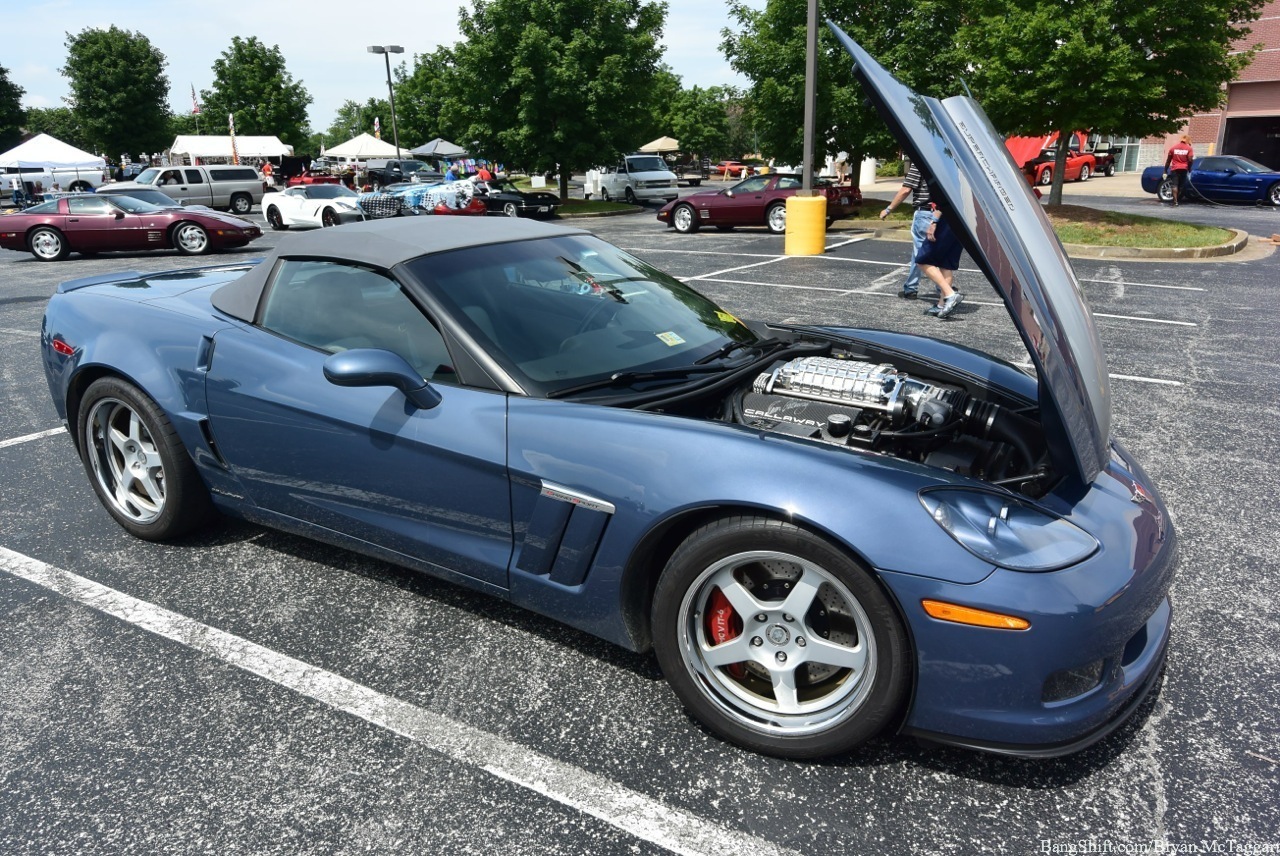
882;443;1178;754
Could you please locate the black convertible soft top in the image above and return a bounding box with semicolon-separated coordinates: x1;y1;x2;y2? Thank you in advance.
211;215;589;323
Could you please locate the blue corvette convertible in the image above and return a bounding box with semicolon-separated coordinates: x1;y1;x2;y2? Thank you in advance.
1141;155;1280;205
40;27;1175;760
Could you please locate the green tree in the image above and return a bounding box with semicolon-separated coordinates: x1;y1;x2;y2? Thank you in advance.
24;107;88;149
723;0;964;172
960;0;1264;203
443;0;667;198
200;36;312;148
636;64;684;143
0;66;24;151
324;97;392;145
61;27;171;157
394;48;457;147
666;85;732;160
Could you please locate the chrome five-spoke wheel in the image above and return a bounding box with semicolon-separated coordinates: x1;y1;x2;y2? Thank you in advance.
173;223;209;254
85;396;167;525
653;517;909;758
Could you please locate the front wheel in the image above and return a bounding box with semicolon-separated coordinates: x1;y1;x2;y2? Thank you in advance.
266;206;288;231
766;203;787;234
28;226;68;261
624;186;637;204
229;193;253;215
672;203;699;233
502;201;519;218
1268;182;1280;207
652;517;910;758
173;222;210;255
1104;163;1115;177
78;377;214;540
321;207;339;227
1038;167;1053;186
1078;164;1091;182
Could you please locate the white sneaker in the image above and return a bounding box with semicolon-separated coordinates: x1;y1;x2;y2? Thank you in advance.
936;292;964;319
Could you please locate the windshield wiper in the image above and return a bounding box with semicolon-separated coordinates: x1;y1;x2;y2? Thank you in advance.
695;337;779;364
548;364;726;399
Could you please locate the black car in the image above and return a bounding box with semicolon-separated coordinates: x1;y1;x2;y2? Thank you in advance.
478;178;560;218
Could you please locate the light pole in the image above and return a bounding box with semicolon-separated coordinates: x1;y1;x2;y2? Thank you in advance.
367;45;404;157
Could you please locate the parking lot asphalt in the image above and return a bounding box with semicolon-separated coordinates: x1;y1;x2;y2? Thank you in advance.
1;209;1278;855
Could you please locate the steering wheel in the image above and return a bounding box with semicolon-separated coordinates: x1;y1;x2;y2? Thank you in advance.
574;296;618;335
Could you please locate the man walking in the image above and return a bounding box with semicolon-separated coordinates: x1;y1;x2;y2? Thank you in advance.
879;162;935;299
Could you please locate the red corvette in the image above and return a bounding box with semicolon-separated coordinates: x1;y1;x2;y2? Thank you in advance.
0;193;262;261
286;172;342;187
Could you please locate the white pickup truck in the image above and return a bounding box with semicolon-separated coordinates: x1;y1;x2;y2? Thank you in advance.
3;165;109;201
599;154;679;204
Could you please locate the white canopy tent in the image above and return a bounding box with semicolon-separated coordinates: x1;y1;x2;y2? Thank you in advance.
168;135;293;162
638;136;680;153
0;133;106;169
324;133;406;158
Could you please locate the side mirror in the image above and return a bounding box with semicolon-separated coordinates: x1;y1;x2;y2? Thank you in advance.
323;348;441;410
114;210;125;219
722;189;734;198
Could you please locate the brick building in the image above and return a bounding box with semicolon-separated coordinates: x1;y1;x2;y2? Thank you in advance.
1143;0;1280;168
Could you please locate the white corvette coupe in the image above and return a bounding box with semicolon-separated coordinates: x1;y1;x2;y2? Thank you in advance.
264;185;366;230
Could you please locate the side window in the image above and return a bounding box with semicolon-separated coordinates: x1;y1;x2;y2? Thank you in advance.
775;176;801;190
1198;158;1226;172
184;169;205;184
159;170;183;186
259;260;455;383
67;196;113;215
736;176;770;193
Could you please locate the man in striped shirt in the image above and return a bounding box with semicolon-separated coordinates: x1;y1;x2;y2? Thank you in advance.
878;163;935;299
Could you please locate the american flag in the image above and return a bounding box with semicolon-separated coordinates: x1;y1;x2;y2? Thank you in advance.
191;84;201;115
374;117;381;140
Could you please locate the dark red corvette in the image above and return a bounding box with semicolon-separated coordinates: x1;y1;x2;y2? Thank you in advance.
656;173;862;234
0;193;262;261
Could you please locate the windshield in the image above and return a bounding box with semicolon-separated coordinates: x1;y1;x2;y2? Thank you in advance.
107;189;178;206
405;234;757;396
401;161;430;173
626;156;669;173
135;168;162;186
108;195;163;214
306;185;358;199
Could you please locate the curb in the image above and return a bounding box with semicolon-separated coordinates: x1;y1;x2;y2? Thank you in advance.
858;222;1252;260
557;205;648;220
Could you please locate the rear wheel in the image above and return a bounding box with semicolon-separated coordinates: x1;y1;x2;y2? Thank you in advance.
601;187;612;202
1157;179;1174;203
173;222;210;255
766;203;787;234
78;377;214;540
266;206;288;231
652;517;910;758
672;203;699;233
1078;164;1091;182
502;201;519;218
229;193;253;215
1268;182;1280;207
1038;167;1053;186
28;227;68;261
1104;163;1115;177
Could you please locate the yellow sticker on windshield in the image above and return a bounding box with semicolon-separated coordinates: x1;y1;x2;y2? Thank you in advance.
716;310;741;325
657;332;686;346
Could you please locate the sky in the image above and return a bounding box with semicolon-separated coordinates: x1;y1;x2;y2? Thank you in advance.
5;0;765;142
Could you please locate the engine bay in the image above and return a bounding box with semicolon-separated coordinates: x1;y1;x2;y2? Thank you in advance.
711;347;1051;497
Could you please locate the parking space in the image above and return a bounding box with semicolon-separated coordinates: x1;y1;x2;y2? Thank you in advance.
1;213;1277;854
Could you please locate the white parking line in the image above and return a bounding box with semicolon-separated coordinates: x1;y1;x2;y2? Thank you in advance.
1077;277;1205;292
0;426;66;450
0;546;800;856
684;257;789;281
1110;374;1185;386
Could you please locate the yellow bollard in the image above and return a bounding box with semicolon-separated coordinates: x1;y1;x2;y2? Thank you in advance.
784;194;827;256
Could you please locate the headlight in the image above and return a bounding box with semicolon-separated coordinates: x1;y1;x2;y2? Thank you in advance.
919;489;1098;572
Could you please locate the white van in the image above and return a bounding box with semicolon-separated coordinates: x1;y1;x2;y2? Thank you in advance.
599;154;679;204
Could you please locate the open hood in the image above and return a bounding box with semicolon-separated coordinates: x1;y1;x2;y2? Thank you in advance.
828;23;1111;484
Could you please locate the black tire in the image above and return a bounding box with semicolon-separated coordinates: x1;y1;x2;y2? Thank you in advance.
1038;167;1053;186
172;222;210;255
652;516;910;759
766;203;787;234
671;203;699;233
77;377;215;541
1078;164;1091;182
624;186;637;204
690;179;701;187
1104;163;1115;177
321;207;339;227
601;187;611;202
1268;182;1280;207
229;193;253;215
1157;179;1174;203
28;226;68;261
266;206;288;231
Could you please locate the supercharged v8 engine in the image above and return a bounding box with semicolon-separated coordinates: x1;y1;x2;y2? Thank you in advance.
734;355;1043;488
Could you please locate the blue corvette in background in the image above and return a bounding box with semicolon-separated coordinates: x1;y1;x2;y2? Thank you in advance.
1141;155;1280;205
39;27;1176;760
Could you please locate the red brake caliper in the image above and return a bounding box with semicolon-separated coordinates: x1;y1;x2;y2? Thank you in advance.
705;587;745;678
